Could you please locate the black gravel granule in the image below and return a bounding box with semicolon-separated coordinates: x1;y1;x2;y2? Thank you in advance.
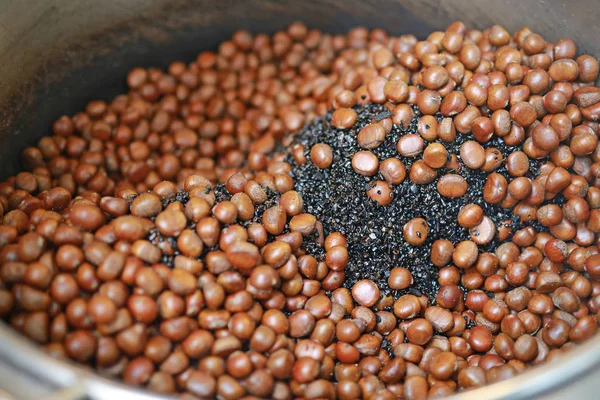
288;104;556;303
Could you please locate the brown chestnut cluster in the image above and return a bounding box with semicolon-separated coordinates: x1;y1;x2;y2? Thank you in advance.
0;20;600;400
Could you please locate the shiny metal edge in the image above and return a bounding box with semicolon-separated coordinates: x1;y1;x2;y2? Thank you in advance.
2;320;600;399
448;333;600;399
0;322;167;400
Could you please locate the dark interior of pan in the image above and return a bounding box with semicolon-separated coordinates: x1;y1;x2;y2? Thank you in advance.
1;0;599;180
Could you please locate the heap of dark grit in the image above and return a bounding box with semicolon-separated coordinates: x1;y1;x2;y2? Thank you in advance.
288;104;551;303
